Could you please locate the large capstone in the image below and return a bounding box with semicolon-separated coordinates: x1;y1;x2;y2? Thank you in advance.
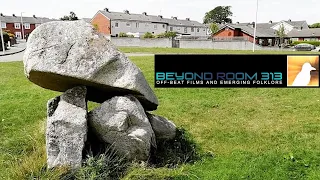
146;113;177;140
88;95;156;161
23;20;158;111
46;86;87;169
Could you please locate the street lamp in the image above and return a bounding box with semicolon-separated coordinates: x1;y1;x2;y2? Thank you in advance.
0;18;5;54
21;12;25;40
253;0;259;52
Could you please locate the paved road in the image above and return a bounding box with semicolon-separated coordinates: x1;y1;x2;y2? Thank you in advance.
0;51;154;63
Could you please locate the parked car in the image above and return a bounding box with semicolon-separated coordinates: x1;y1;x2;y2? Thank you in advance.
311;46;320;52
294;43;316;51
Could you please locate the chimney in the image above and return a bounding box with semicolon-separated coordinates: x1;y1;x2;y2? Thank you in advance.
236;22;239;24
269;20;272;24
0;13;3;16
252;22;255;28
288;19;291;22
33;15;36;18
104;8;109;12
186;18;190;21
124;10;129;14
172;16;177;20
158;15;163;19
13;14;16;17
142;12;147;16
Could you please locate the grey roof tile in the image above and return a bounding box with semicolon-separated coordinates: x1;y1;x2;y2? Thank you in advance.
0;14;56;24
99;10;205;27
287;28;320;37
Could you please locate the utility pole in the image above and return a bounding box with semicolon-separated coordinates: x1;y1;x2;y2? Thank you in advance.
21;12;25;40
253;0;259;52
0;18;5;54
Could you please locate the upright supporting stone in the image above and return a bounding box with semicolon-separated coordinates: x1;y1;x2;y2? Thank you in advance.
46;86;87;169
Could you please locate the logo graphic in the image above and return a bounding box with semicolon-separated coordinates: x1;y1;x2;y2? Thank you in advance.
287;56;319;87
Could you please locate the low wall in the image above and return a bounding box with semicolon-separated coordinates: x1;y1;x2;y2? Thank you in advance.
110;37;171;48
110;37;287;51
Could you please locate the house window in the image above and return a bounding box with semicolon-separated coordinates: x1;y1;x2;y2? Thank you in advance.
162;24;165;28
154;24;157;29
15;32;21;39
145;23;149;27
177;27;180;30
14;23;21;29
1;22;6;28
191;27;194;32
24;23;30;29
115;22;119;27
126;23;130;27
170;27;173;31
184;27;187;33
136;23;139;28
197;28;200;32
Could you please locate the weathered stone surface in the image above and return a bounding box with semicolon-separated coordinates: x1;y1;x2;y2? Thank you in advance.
46;86;87;169
23;20;158;110
146;113;177;140
88;95;156;161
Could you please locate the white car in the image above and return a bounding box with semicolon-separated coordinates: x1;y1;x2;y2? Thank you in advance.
311;46;320;52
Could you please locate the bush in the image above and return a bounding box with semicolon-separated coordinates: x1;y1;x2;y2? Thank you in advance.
155;33;165;38
127;35;135;38
143;32;155;38
119;32;128;37
164;31;177;38
291;41;320;46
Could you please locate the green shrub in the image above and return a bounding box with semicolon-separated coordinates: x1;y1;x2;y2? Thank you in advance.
119;32;128;37
291;41;320;46
164;31;177;38
143;32;155;38
155;33;165;38
128;35;135;38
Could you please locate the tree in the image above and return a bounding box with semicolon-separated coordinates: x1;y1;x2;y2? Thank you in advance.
210;23;219;35
203;6;233;24
60;11;79;21
276;24;286;46
309;23;320;28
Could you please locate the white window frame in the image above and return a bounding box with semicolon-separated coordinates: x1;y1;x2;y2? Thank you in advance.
197;28;200;32
184;27;187;33
126;22;131;27
136;22;139;28
24;23;30;29
115;22;119;28
15;32;22;39
14;23;21;29
1;22;6;28
170;26;173;31
177;27;180;31
162;24;165;28
191;27;194;32
154;24;157;29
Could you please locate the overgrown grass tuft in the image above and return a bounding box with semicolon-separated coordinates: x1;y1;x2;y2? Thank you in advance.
61;145;130;180
150;128;201;168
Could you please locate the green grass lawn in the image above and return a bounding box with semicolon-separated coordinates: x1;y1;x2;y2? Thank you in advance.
119;47;320;54
2;54;320;179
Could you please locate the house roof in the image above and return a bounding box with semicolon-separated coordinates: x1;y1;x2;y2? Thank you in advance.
0;14;56;24
287;28;320;37
214;20;309;38
98;10;206;27
82;18;92;23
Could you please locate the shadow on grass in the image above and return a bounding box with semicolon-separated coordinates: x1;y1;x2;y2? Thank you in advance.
149;127;202;168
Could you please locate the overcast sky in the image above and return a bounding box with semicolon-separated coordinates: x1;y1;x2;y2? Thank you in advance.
3;0;319;24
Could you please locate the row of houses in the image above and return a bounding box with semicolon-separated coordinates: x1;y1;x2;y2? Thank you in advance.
1;9;320;48
90;8;209;37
